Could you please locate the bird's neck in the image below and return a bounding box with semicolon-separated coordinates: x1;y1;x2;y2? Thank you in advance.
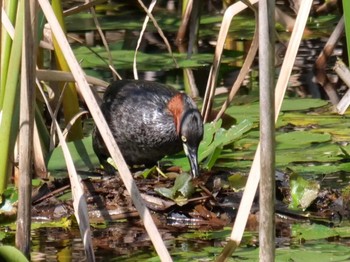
167;93;185;135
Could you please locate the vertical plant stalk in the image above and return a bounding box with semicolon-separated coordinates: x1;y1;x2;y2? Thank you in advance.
216;1;313;261
0;0;18;109
258;0;275;261
314;16;344;105
134;0;177;79
88;1;121;80
0;1;23;195
0;0;2;110
16;0;37;257
342;0;350;63
37;78;95;262
51;0;83;140
38;0;172;260
175;0;199;97
335;60;350;113
175;0;193;45
214;1;259;121
201;0;259;123
133;0;157;80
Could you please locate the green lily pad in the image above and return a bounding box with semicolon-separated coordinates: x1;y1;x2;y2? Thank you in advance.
276;131;331;150
281;98;329;112
289;172;320;210
74;45;239;71
276;143;341;166
277;112;344;128
154;173;194;205
228;173;248;191
47;136;100;172
288;162;350;176
292;223;350;241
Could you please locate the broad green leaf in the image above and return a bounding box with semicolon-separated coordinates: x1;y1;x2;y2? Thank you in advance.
289;162;350;177
166;119;253;172
292;224;346;241
141;166;157;179
199;119;253;162
276;143;341;166
0;246;29;262
276;244;350;262
173;173;194;197
224;102;260;124
74;46;238;71
47;136;100;172
2;186;18;205
154;173;194;205
281;98;329;111
228;173;248;191
202;145;223;170
0;231;5;241
276;131;331;150
289;172;320;210
277;112;346;128
155;187;174;199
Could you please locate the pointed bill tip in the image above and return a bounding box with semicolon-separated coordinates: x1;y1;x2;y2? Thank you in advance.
183;144;200;178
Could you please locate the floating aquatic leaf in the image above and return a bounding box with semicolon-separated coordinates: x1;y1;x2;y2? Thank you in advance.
294;223;334;240
154;173;194;205
74;46;237;71
289;172;320;210
276;131;331;150
228;173;248;191
47;136;99;172
339;146;350;160
2;186;18;205
281;98;329;112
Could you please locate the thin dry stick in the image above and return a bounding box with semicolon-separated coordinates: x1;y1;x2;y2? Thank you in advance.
88;0;121;80
33;121;48;178
36;69;109;87
66;34;120;78
201;0;259;122
63;0;107;16
175;0;193;44
315;16;344;72
214;2;258;121
217;1;313;260
335;59;350;114
62;111;89;139
38;0;173;260
17;0;35;257
49;83;68;150
136;0;177;68
37;79;95;262
314;16;344;105
133;0;157;79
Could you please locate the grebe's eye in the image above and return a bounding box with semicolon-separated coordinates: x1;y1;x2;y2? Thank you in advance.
181;135;187;143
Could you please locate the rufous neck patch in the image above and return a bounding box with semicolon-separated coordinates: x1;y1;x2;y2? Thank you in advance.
167;93;184;134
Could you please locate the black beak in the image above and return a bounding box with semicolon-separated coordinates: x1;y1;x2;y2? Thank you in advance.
183;144;200;178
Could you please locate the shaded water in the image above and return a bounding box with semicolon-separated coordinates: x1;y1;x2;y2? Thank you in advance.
25;222;350;261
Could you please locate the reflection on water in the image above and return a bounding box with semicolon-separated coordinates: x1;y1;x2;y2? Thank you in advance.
28;223;207;261
31;227;85;261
